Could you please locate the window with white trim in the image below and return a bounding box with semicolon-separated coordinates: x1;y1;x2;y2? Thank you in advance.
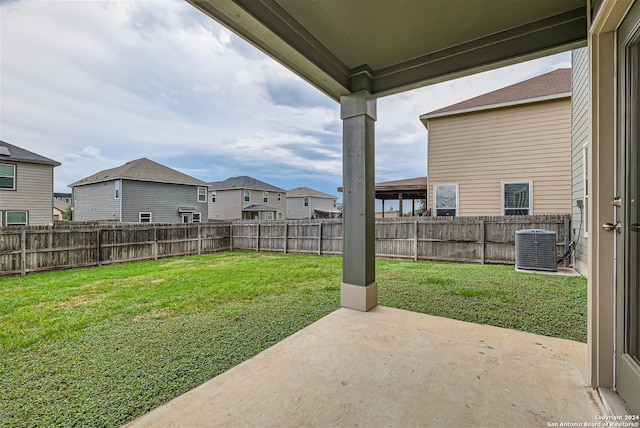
583;143;589;237
244;190;250;202
197;187;207;203
192;213;201;223
434;184;458;216
0;211;3;226
277;212;283;220
502;181;533;216
139;212;152;223
263;192;268;203
266;212;273;220
114;180;120;199
6;211;28;225
0;163;16;190
211;191;216;203
304;197;309;207
277;193;281;202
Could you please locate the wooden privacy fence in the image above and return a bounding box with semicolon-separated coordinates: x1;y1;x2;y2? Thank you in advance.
0;215;570;276
230;215;570;264
0;223;231;276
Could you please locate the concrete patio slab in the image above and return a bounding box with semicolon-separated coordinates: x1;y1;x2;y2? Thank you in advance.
126;306;606;428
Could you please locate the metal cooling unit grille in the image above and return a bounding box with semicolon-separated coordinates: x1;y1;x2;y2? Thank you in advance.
515;229;557;272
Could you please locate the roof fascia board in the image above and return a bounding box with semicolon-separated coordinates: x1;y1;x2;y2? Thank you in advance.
420;92;571;121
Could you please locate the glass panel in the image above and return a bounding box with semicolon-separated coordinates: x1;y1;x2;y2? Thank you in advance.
0;164;14;176
626;39;640;361
0;176;14;189
504;183;530;215
6;211;27;224
435;184;457;216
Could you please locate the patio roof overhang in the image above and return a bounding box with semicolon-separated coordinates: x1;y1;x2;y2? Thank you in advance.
187;0;588;100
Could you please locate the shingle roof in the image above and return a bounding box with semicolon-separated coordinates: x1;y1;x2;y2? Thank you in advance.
208;176;285;192
286;187;336;199
69;157;207;187
0;140;61;166
243;204;277;212
420;68;571;121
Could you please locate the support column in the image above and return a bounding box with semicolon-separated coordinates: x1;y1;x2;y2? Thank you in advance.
340;90;377;311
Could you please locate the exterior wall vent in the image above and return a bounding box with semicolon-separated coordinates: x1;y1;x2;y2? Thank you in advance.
515;229;557;272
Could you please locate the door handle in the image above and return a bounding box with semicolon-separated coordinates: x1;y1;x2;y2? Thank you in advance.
602;222;622;233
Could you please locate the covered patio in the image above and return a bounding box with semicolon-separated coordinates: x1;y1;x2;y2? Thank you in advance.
129;0;638;420
127;307;606;427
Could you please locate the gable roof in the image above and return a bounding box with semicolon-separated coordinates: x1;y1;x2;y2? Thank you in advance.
208;176;285;192
0;140;61;166
287;187;336;199
420;68;571;122
69;158;207;187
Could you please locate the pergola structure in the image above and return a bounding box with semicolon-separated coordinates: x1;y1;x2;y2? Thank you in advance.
338;176;428;217
187;0;640;412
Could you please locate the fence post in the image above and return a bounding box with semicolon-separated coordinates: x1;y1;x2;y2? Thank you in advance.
20;229;26;276
284;222;288;254
96;229;102;267
564;218;570;267
256;223;260;252
229;223;233;251
479;220;485;265
318;222;322;255
197;225;202;255
153;227;158;260
413;221;419;261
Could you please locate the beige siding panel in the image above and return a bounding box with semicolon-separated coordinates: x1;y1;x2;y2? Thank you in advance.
428;98;572;216
571;47;589;275
0;162;55;225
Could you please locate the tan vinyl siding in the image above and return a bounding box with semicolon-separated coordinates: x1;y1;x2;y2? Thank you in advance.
571;47;589;276
209;189;243;220
428;98;572;216
0;162;55;225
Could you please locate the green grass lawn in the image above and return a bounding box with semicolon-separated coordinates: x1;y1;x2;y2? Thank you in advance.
0;252;587;427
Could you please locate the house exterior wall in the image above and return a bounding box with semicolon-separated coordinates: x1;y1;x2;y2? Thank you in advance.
120;180;208;223
209;189;243;220
72;180;121;221
427;98;572;216
210;189;286;220
287;196;337;219
571;47;589;276
0;161;55;225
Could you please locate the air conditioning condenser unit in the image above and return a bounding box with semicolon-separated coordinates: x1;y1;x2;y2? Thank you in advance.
515;229;557;272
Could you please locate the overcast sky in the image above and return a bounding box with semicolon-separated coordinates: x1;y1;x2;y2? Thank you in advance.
1;0;571;207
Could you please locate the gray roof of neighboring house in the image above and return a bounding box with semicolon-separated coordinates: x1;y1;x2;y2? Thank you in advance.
420;68;571;121
69;157;208;187
208;176;285;192
53;199;69;212
287;187;336;199
0;140;61;166
243;204;278;212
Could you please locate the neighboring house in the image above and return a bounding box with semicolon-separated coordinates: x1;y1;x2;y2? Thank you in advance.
0;140;61;226
286;187;339;219
54;192;72;205
570;48;589;276
70;158;209;223
209;176;286;220
53;199;69;221
420;68;572;217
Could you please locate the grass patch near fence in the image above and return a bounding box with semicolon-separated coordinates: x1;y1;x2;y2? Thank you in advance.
0;252;586;427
